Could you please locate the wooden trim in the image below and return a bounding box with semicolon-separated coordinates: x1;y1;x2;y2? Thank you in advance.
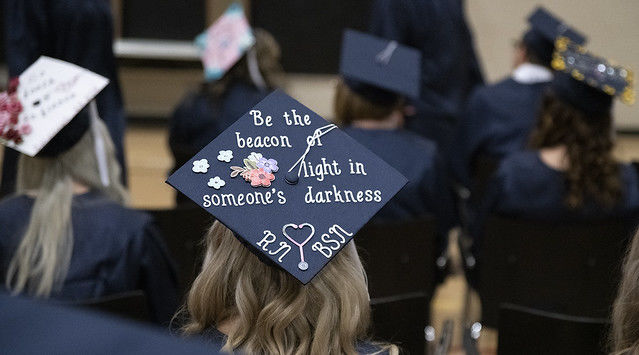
110;0;123;38
206;0;251;25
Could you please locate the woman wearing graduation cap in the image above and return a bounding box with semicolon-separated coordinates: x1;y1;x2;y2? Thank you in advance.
335;30;456;248
473;38;639;251
450;7;586;190
2;0;128;197
169;4;282;205
166;89;409;353
0;59;178;325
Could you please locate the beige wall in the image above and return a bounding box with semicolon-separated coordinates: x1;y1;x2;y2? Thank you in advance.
466;0;639;129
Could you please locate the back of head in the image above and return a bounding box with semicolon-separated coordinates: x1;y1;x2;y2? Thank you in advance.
334;79;402;127
529;91;621;209
183;221;392;355
205;28;283;98
612;229;639;353
6;118;128;297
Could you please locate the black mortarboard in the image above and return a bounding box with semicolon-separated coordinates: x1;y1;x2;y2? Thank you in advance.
523;7;586;66
339;29;421;105
167;90;407;284
550;37;635;116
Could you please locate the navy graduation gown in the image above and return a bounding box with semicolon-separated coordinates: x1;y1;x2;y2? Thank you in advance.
2;0;127;196
369;0;484;146
169;81;270;202
0;191;178;325
343;127;457;238
472;151;639;249
450;77;550;187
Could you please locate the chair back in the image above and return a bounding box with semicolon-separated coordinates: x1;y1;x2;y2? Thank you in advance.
498;303;609;355
146;205;214;297
355;216;437;354
75;290;150;323
478;216;636;327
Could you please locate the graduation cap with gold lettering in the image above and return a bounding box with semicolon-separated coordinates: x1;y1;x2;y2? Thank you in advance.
550;37;634;115
166;90;407;284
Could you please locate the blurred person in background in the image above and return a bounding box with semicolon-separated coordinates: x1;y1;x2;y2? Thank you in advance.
473;39;639;254
169;5;283;206
369;0;484;148
450;7;586;190
0;107;178;325
2;0;128;197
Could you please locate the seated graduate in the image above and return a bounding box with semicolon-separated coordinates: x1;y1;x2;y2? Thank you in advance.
450;7;586;189
0;58;178;325
169;4;282;187
474;39;639;242
335;30;456;238
166;90;408;354
611;229;639;354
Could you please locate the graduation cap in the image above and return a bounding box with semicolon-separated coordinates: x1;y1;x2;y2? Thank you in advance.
167;90;407;284
0;56;109;157
339;29;421;105
523;7;586;65
550;37;634;115
195;3;255;82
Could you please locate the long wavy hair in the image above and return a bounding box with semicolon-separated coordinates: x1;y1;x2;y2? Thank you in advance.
611;229;639;354
529;93;622;209
5;119;128;297
181;221;397;355
204;28;283;98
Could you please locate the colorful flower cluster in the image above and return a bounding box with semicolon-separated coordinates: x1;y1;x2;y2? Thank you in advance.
230;152;279;188
0;78;30;145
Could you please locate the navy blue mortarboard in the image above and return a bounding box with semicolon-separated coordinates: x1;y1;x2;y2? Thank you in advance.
167;90;407;284
339;29;421;105
550;37;635;116
523;7;586;66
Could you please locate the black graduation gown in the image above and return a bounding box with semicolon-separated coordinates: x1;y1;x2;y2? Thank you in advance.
0;191;178;325
450;77;550;187
369;0;484;146
2;0;127;196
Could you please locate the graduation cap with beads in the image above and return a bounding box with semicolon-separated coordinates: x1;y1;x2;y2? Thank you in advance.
0;56;109;157
523;7;586;65
195;3;255;82
166;90;407;284
339;29;421;104
550;37;635;115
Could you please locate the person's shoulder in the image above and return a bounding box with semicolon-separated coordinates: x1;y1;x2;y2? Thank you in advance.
394;129;438;153
0;195;32;223
77;193;153;232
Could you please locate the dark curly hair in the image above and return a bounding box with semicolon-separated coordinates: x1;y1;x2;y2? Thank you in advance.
529;93;622;209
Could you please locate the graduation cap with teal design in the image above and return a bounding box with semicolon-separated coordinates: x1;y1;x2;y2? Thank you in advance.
166;90;407;284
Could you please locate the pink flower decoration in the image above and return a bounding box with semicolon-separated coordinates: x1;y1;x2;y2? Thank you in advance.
249;168;275;188
7;94;22;116
7;77;19;95
19;124;32;135
0;111;10;126
0;92;9;111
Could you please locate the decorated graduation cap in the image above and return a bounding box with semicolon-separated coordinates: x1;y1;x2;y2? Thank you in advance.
0;56;109;157
339;29;421;105
550;37;635;115
195;3;255;82
167;90;407;284
523;7;586;66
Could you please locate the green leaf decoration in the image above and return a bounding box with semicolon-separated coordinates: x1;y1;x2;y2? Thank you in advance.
244;159;257;170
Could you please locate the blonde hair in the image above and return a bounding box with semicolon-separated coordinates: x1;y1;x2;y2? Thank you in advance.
333;79;402;127
5;119;128;297
611;229;639;353
181;221;398;355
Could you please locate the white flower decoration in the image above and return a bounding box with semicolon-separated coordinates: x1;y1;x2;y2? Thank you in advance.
217;149;233;163
208;176;226;189
248;152;263;163
192;159;210;173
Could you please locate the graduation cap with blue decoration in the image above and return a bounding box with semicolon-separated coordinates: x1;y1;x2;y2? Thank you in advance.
550;37;635;115
195;3;255;82
339;29;421;105
523;7;586;66
166;90;407;284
